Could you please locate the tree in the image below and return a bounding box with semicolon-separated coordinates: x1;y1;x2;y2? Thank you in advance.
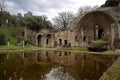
0;0;6;12
0;33;6;45
2;11;10;26
16;13;24;27
24;11;53;31
0;0;6;27
53;11;75;28
101;0;120;7
9;15;17;27
77;6;99;16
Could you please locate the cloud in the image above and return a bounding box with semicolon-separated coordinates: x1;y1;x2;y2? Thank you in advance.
7;0;74;12
6;0;106;21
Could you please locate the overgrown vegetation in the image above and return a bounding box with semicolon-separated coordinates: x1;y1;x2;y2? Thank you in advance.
0;33;6;45
57;47;88;51
0;11;53;31
0;27;19;45
0;0;53;31
101;0;120;7
88;40;109;52
104;58;120;80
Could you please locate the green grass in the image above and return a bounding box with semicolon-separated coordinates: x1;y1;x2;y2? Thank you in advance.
0;27;19;44
0;26;25;51
0;45;21;50
57;47;88;51
104;58;120;80
0;44;41;53
102;51;114;54
24;44;40;50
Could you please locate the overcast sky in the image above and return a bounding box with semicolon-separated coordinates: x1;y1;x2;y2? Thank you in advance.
6;0;106;21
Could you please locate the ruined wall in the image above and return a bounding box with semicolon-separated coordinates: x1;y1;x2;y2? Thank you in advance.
25;28;37;45
72;8;120;47
25;28;55;47
24;7;120;48
54;29;72;47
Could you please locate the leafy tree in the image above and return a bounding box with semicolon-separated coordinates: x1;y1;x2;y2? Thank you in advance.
3;11;10;25
0;0;6;27
45;20;53;29
16;13;24;27
24;11;53;31
0;33;6;45
101;0;120;7
0;0;6;12
53;11;75;28
9;15;17;27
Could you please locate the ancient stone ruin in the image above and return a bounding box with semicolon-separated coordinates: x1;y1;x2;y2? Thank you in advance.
24;7;120;49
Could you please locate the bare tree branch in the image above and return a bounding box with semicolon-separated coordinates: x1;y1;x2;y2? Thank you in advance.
0;0;6;12
53;11;75;29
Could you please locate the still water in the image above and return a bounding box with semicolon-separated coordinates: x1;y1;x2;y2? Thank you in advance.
0;51;118;80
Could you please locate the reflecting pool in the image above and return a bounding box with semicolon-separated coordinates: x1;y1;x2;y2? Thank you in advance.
0;51;118;80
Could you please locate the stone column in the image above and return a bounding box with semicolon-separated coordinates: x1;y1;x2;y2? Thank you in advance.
51;34;55;47
95;25;99;40
81;27;84;47
111;23;115;48
116;22;120;39
36;35;38;46
24;27;27;39
71;31;75;46
22;40;25;48
43;34;47;47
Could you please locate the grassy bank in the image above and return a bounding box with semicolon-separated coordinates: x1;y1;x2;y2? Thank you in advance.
0;45;88;53
99;57;120;80
0;27;20;44
0;44;41;53
0;44;116;55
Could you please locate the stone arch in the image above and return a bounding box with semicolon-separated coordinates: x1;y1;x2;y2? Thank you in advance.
59;39;62;45
76;11;118;43
37;34;42;46
46;34;52;46
64;40;68;46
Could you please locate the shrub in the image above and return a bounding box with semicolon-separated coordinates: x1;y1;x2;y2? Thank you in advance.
88;40;109;52
0;33;6;45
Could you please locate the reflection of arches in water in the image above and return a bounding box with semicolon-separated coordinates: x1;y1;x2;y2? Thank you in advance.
68;52;71;55
37;35;42;46
46;51;48;57
64;52;67;56
75;54;86;69
37;53;42;62
59;52;62;57
75;54;86;61
46;34;52;45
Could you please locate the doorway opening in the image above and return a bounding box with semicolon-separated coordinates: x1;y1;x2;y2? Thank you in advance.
37;35;42;46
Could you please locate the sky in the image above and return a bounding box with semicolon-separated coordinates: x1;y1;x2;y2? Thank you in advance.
6;0;106;21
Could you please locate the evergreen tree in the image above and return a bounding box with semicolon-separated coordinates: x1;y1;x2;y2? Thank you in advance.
101;0;120;7
0;33;6;45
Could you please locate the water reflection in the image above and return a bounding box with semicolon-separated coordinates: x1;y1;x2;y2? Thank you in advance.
0;51;118;80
